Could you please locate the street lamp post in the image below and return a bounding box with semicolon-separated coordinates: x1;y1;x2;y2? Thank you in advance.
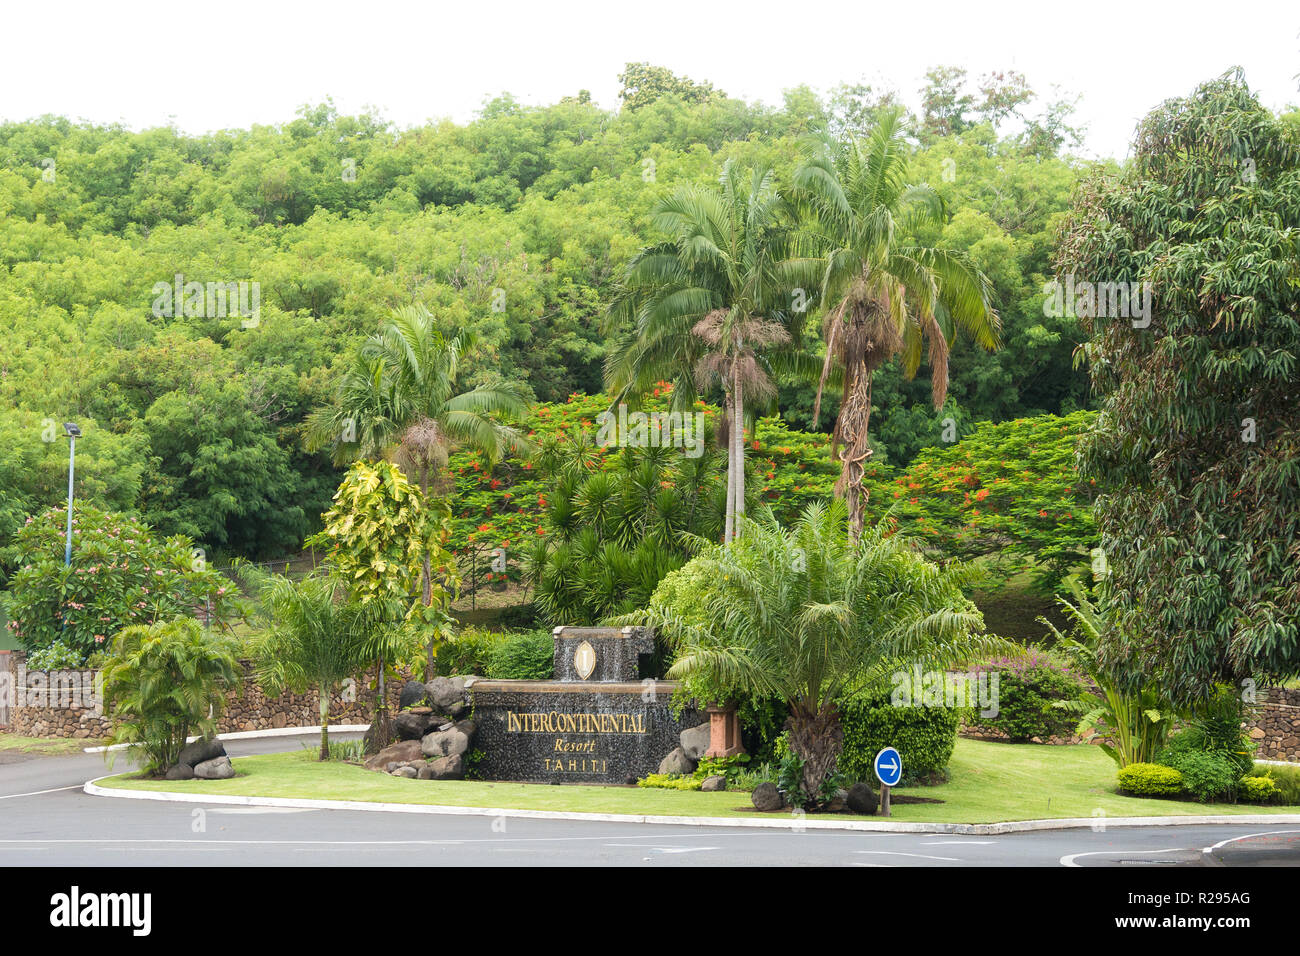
63;423;81;567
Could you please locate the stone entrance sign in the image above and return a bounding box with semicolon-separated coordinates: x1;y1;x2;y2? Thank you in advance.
467;679;696;783
466;625;693;783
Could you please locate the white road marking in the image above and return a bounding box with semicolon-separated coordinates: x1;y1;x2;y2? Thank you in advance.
854;850;960;862
1059;848;1182;867
1201;829;1300;855
920;840;997;845
0;785;81;800
604;844;720;854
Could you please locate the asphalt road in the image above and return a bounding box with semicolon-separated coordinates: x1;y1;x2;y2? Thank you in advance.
2;733;1298;867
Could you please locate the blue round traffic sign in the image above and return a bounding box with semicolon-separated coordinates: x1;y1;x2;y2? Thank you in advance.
873;746;902;787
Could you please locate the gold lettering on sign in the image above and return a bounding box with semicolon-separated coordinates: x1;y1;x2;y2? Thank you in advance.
504;711;647;734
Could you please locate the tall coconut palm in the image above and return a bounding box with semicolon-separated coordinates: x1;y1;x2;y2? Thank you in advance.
795;109;1000;542
604;162;820;543
305;305;529;604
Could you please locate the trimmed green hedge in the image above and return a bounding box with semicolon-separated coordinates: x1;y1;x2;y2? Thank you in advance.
1116;762;1183;797
839;695;961;785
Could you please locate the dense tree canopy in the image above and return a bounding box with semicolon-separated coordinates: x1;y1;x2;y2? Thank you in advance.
1060;70;1300;700
0;64;1091;572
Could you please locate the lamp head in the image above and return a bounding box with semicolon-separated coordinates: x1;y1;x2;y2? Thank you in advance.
63;423;81;438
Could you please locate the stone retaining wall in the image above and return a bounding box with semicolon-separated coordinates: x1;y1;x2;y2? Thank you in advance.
3;652;404;739
1252;687;1300;762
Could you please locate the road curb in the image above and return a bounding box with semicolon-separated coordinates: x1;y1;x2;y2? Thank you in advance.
82;726;370;754
81;777;1300;834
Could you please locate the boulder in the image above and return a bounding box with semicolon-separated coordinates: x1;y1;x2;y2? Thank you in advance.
426;677;467;717
193;756;235;780
394;711;434;741
421;720;475;759
417;764;434;780
398;680;429;710
363;739;424;772
701;775;727;792
680;722;712;761
751;782;784;811
177;736;226;769
393;766;418;778
164;763;196;781
427;754;464;780
846;782;879;815
657;747;695;775
826;788;848;812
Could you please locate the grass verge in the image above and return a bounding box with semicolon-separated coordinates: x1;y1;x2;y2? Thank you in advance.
93;738;1298;824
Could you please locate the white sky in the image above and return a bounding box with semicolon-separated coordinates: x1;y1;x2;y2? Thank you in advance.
1;0;1297;160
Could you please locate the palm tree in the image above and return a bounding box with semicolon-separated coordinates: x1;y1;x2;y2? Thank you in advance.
604;162;821;543
646;500;1008;806
306;305;529;604
248;570;412;760
794;109;1000;542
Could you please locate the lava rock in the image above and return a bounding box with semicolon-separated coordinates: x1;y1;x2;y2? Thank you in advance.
177;736;226;769
193;756;235;780
847;782;879;815
826;788;848;812
392;766;418;778
398;681;430;710
164;763;196;781
680;722;712;761
363;739;424;771
394;711;434;741
751;782;784;811
701;775;727;792
427;753;464;780
421;720;475;759
426;677;467;717
657;746;695;775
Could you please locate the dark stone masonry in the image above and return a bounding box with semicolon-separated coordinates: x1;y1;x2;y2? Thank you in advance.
467;678;699;783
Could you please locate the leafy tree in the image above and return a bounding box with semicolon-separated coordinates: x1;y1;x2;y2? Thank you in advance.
644;500;1003;807
920;67;974;138
307;460;452;727
795;109;1000;540
618;63;725;111
1060;70;1300;701
4;503;237;662
99;618;242;775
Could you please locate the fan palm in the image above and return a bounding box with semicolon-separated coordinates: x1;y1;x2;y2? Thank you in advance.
604;162;821;543
305;304;529;603
646;499;1008;806
794;109;1000;541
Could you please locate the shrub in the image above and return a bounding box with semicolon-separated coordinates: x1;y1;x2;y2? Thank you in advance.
967;653;1088;742
4;504;238;664
435;627;504;677
99;618;243;775
638;773;703;791
25;640;86;671
1160;748;1240;803
1238;775;1281;804
839;693;962;784
485;629;554;680
1117;762;1184;797
1247;764;1300;806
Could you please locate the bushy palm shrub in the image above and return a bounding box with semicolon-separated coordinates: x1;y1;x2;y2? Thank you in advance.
100;618;243;775
641;500;1007;808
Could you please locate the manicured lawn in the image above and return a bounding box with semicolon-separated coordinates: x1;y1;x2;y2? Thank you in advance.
94;738;1297;823
0;732;107;755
